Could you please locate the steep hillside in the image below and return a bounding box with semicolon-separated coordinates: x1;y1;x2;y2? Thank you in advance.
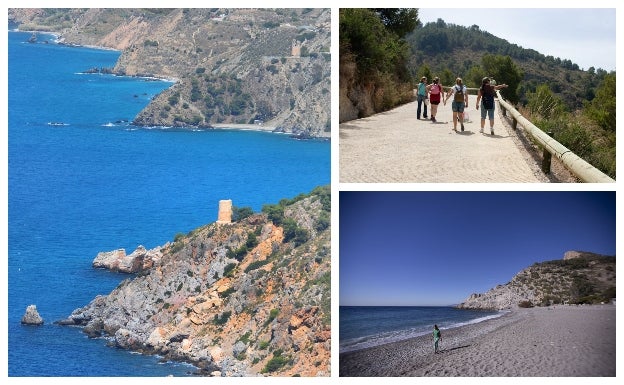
8;8;331;137
56;186;331;376
458;251;615;310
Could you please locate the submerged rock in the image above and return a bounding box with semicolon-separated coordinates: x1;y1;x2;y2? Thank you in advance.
21;304;44;325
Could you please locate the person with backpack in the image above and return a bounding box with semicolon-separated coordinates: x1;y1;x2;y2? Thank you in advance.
416;76;428;120
427;77;443;122
476;77;508;135
445;77;469;132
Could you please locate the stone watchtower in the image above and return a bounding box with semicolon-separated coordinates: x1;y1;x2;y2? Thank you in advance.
291;39;302;57
216;199;233;224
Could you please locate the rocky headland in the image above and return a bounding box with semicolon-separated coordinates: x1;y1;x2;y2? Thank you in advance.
55;186;331;376
457;251;616;310
8;8;331;137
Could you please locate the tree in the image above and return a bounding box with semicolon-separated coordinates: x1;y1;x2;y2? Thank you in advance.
232;206;254;222
583;73;616;132
371;8;420;38
526;84;564;120
481;54;523;104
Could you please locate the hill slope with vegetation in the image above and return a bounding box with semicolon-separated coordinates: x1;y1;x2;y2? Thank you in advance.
9;8;331;137
458;251;615;310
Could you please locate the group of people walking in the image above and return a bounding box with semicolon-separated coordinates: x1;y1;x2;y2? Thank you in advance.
416;76;508;135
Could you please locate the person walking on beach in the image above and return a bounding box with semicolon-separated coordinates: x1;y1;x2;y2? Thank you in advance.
428;77;443;122
445;77;468;132
416;76;428;120
476;77;508;135
433;324;442;354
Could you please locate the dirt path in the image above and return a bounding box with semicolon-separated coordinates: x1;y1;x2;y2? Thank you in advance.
339;100;546;183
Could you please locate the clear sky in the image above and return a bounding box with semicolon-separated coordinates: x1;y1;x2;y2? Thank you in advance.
339;191;616;306
417;8;616;72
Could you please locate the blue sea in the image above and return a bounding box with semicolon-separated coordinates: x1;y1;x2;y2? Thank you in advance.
7;30;330;376
339;306;504;353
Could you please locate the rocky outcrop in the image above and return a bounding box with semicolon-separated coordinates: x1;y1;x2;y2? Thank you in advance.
458;251;616;310
563;250;603;260
93;245;165;273
21;304;44;325
8;8;331;137
57;186;331;376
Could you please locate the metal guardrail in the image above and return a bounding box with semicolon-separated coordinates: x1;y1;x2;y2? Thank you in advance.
495;90;615;183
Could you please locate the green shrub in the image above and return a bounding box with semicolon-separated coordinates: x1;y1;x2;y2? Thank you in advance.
220;287;236;298
238;331;252;345
232;206;254;221
214;311;231;325
245;259;270;273
246;232;259;249
261;350;290;373
264;308;279;327
223;263;237;277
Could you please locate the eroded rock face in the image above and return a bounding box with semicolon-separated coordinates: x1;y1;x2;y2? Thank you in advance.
21;304;44;325
93;245;164;273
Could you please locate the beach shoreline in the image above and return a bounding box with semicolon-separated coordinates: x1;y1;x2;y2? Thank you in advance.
211;123;279;132
340;304;616;377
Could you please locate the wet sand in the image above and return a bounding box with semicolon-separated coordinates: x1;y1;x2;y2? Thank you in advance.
339;305;615;377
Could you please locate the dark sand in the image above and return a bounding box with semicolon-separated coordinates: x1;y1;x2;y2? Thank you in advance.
340;304;615;377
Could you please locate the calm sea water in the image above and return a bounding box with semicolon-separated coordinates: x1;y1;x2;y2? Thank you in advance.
7;31;330;376
339;306;503;353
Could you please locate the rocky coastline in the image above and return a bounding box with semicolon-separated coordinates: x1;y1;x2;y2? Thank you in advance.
8;8;331;137
54;188;331;376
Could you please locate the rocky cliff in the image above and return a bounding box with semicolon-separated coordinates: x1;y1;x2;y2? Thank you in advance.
56;186;331;376
8;8;331;137
457;251;616;310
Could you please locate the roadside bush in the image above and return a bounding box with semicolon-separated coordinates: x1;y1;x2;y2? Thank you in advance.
518;300;533;308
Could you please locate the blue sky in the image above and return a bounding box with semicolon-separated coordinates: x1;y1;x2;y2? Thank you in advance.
418;8;616;71
339;191;616;306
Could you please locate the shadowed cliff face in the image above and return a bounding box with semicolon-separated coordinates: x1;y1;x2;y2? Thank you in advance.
458;251;616;310
9;8;331;137
58;187;331;376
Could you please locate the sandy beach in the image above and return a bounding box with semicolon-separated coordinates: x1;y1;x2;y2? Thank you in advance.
211;123;278;132
339;305;615;376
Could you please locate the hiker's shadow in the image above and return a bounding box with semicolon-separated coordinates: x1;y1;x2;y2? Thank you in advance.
456;130;475;136
440;344;471;354
481;132;507;139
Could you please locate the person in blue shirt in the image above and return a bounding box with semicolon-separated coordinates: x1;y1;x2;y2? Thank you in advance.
416;76;428;120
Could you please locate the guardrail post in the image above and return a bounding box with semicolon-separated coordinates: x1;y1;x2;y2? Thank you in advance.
512;117;517;130
501;105;507;117
542;131;554;174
